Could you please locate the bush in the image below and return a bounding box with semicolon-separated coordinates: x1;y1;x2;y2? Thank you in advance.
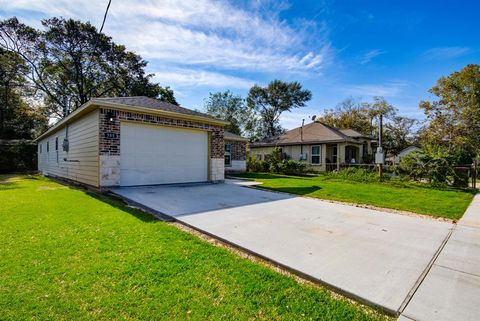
0;141;37;173
399;147;455;185
264;148;283;174
325;167;384;183
247;148;309;176
279;159;309;176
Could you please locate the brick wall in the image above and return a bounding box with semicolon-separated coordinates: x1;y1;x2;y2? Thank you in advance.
99;108;224;158
227;140;247;161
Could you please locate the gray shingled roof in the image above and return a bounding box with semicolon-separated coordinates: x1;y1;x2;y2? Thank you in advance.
251;122;362;147
91;96;221;121
339;129;373;139
224;131;248;141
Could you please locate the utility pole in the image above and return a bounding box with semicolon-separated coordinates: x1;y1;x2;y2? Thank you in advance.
376;114;384;178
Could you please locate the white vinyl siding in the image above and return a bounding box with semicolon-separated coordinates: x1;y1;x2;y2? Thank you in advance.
37;110;100;187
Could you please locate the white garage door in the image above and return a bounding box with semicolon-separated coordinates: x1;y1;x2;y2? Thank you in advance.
120;122;208;186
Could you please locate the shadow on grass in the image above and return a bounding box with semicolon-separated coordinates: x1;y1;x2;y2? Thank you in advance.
260;185;322;196
0;175;25;190
86;191;159;223
233;172;310;180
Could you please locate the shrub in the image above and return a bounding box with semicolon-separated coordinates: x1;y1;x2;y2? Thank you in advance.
279;159;309;176
325;167;384;183
399;147;455;185
264;148;283;174
0;141;37;173
247;148;309;176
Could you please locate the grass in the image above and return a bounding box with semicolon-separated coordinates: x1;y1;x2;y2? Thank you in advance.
234;172;476;220
0;175;387;321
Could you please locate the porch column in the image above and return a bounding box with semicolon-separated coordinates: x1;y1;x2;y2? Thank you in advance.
336;143;340;170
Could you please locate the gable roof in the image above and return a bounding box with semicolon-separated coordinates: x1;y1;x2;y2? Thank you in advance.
36;96;228;141
91;96;219;120
339;128;373;139
251;122;362;147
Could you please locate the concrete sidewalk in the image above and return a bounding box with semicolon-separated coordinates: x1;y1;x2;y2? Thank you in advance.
400;193;480;321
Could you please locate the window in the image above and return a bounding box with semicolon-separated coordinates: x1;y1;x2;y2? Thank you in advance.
311;146;321;165
39;144;42;154
55;137;59;163
224;143;232;166
256;154;262;161
46;141;49;152
332;146;337;163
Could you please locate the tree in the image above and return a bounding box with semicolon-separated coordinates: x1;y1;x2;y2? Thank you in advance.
383;116;418;155
318;96;397;136
0;49;46;139
204;90;250;135
419;64;480;159
0;17;177;119
157;86;178;105
318;98;371;134
365;96;397;136
247;80;312;139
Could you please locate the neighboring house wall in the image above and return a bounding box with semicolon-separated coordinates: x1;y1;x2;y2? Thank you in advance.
250;144;329;171
225;140;247;172
394;146;421;165
98;108;225;186
250;142;367;171
38;110;100;187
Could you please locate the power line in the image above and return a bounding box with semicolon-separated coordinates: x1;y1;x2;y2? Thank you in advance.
99;0;112;33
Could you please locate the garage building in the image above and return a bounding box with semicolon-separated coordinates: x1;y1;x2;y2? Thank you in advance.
36;96;243;188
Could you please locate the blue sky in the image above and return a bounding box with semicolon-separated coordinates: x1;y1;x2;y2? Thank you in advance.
1;0;478;129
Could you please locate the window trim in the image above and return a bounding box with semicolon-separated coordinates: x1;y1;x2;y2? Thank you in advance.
224;143;232;167
311;145;321;165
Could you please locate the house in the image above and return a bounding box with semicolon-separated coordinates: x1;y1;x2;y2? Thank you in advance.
394;146;422;165
249;121;376;171
36;96;247;188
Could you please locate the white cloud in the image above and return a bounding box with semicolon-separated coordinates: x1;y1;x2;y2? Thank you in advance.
422;47;470;60
279;110;318;130
152;68;254;89
360;49;385;64
342;81;408;98
0;0;332;79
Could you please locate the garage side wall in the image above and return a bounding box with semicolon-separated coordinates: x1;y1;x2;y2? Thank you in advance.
37;110;100;186
225;140;247;173
98;108;224;186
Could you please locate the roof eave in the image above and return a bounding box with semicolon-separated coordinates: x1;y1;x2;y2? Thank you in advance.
250;139;362;148
94;100;229;126
35;100;229;142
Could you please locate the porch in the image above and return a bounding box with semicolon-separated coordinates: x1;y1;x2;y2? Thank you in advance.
325;143;366;171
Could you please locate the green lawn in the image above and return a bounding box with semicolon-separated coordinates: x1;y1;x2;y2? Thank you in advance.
234;173;476;220
0;175;386;321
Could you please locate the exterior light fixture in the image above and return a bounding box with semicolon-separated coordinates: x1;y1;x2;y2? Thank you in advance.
106;111;115;122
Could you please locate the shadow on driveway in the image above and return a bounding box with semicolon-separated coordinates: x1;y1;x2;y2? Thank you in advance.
111;181;294;217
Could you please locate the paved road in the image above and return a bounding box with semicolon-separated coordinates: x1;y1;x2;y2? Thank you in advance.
113;180;453;314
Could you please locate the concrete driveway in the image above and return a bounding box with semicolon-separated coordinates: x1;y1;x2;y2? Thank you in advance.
112;180;453;315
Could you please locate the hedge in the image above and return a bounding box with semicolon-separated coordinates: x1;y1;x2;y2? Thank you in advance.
0;141;37;173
